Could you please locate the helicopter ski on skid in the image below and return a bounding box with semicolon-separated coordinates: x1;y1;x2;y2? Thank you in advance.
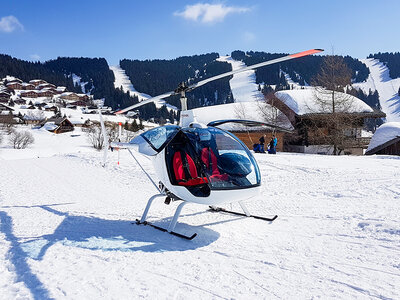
99;49;324;239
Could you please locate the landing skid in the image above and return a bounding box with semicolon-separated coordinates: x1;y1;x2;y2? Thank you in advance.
134;219;197;240
209;206;278;222
134;193;197;240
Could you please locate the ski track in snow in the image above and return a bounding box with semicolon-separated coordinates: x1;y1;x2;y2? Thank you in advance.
0;147;399;299
354;58;400;122
217;56;264;103
109;65;177;111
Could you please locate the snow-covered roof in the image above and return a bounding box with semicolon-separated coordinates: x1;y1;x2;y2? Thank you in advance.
275;88;374;115
43;122;58;131
191;102;292;131
366;122;400;154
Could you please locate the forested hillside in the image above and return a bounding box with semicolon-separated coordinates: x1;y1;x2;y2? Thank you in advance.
368;52;400;79
231;51;369;87
120;53;233;109
0;54;78;92
44;57;137;110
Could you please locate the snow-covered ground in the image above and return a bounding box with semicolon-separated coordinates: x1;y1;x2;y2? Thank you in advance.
0;129;399;299
109;65;177;111
217;56;264;103
353;58;400;122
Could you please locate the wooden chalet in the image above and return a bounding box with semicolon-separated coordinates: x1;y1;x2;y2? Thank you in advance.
60;92;80;101
365;122;400;156
70;100;87;107
273;88;385;155
0;104;23;124
29;79;47;87
7;82;23;90
21;83;35;90
37;90;54;98
39;117;74;134
36;83;56;90
20;91;39;98
0;91;11;103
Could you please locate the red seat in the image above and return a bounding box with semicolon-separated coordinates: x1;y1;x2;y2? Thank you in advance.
201;148;228;181
173;151;208;186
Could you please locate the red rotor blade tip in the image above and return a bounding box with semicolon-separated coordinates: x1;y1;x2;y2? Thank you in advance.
290;49;323;58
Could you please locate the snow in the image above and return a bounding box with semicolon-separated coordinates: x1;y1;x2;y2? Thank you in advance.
191;102;292;130
0;129;399;299
217;56;264;102
367;122;400;152
275;88;374;115
71;74;87;94
353;58;400;122
109;65;178;112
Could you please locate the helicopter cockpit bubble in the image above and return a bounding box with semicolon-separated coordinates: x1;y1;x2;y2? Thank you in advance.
176;126;261;191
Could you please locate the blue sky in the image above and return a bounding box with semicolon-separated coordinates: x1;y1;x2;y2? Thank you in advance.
1;0;399;65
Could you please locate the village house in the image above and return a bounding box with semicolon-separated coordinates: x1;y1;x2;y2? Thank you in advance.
36;83;57;90
38;116;74;134
56;86;67;94
272;88;385;155
37;90;54;98
60;92;80;101
0;104;24;124
21;83;35;90
20;90;39;98
366;122;400;156
29;79;47;87
0;91;11;103
6;82;23;90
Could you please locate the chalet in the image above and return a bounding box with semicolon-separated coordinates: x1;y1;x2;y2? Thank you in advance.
20;91;39;98
36;83;56;90
6;78;22;84
39;117;74;134
273;88;385;155
0;104;23;124
70;100;87;107
77;94;91;101
44;104;58;112
56;86;67;93
0;91;11;103
37;90;54;98
29;79;47;87
14;99;26;105
7;82;23;90
60;92;80;101
21;83;35;90
365;122;400;156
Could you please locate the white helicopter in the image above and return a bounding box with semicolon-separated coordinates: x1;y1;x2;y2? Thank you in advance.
100;49;323;239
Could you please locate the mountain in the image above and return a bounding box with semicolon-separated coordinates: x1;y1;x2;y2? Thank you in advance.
2;51;400;123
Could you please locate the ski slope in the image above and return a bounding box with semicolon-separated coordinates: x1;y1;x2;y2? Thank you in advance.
217;56;264;103
109;65;177;111
353;58;400;122
0;130;399;299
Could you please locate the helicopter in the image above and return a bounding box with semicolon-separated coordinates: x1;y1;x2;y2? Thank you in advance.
100;49;323;239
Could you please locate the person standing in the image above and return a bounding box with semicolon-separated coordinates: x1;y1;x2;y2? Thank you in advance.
268;135;278;154
259;134;266;153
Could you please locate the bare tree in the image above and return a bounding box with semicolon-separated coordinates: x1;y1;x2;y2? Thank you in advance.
25;110;46;122
309;56;355;155
9;130;35;149
84;122;139;150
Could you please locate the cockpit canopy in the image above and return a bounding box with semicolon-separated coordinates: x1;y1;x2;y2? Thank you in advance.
130;125;261;194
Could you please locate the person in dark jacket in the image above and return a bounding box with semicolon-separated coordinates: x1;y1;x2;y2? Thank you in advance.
268;135;277;154
259;134;266;153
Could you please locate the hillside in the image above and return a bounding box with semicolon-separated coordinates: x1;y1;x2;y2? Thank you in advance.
2;51;400;124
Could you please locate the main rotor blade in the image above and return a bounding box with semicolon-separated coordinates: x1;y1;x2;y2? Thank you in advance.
115;49;323;114
115;90;176;114
188;49;323;91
